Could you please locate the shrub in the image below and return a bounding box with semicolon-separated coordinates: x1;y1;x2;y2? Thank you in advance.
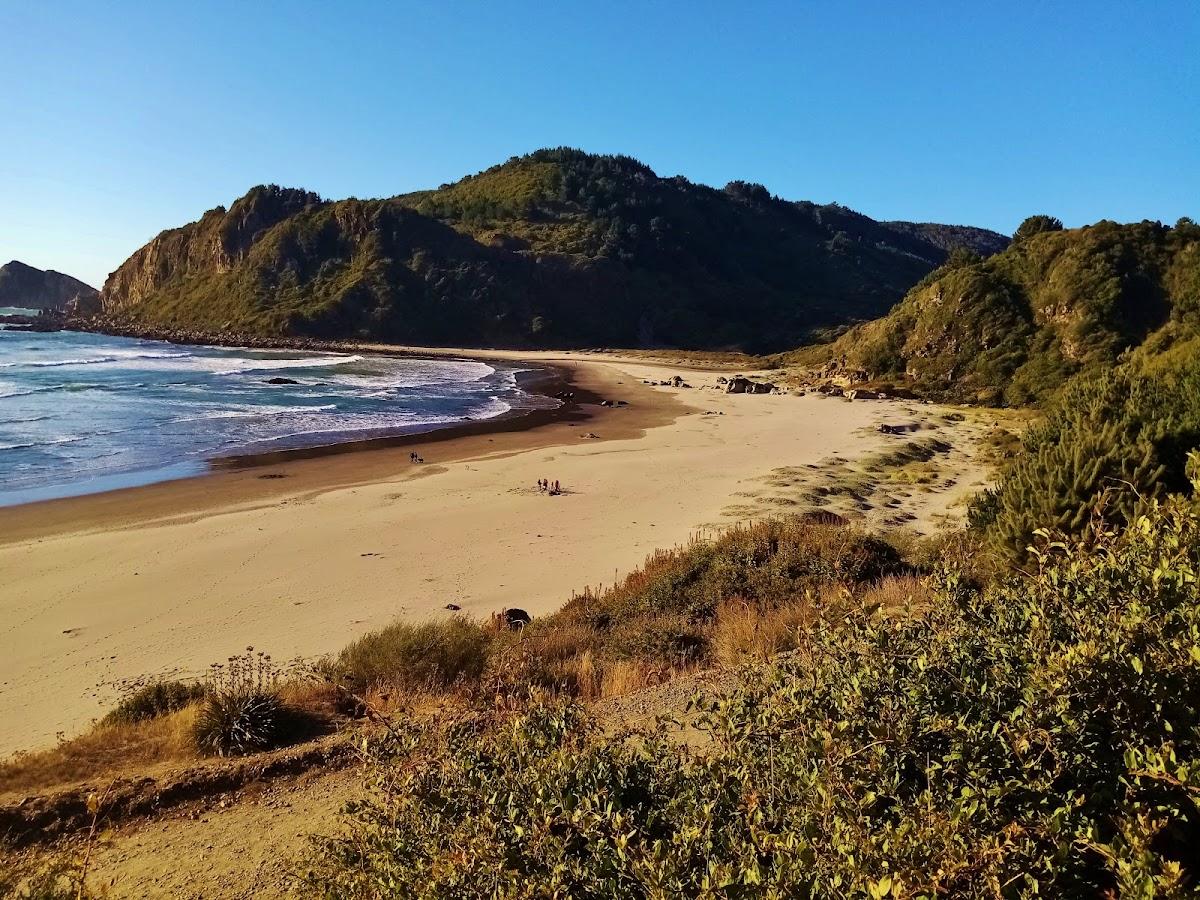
100;679;206;726
335;616;494;694
193;691;283;757
977;360;1200;559
191;649;285;757
302;490;1200;897
559;520;902;631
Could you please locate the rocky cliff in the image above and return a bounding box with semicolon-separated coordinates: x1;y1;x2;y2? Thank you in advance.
0;260;98;311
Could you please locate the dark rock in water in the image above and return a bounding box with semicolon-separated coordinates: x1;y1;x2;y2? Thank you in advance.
265;377;301;385
445;603;462;611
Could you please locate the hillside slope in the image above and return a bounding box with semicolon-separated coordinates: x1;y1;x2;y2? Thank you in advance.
0;260;98;311
98;149;1007;352
790;217;1200;404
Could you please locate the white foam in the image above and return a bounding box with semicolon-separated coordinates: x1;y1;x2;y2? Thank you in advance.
0;434;85;452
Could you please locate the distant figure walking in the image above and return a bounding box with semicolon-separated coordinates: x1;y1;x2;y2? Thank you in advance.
553;479;560;494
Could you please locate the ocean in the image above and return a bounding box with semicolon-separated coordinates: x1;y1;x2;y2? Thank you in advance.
0;329;554;506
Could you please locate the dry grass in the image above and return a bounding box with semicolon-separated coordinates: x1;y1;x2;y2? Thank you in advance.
861;574;933;611
711;599;814;667
0;706;200;798
1;680;344;799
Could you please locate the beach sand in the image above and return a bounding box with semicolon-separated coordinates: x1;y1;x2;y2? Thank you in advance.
0;351;996;756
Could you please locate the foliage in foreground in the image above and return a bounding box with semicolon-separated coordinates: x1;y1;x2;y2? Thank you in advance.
972;359;1200;560
303;491;1200;898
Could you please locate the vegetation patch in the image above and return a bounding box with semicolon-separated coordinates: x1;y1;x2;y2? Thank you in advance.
302;490;1200;897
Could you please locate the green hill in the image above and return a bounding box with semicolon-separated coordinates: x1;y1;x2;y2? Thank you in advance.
97;149;1006;351
788;216;1200;404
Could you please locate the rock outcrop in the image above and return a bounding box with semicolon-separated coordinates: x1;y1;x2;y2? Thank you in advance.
0;260;98;311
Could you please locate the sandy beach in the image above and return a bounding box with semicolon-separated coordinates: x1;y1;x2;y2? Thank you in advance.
0;351;996;757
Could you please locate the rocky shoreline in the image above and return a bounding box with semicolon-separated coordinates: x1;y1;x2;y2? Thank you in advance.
25;315;435;356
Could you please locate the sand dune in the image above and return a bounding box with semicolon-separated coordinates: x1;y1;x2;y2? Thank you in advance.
0;352;993;756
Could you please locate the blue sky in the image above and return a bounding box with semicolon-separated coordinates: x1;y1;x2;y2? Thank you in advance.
2;1;1197;288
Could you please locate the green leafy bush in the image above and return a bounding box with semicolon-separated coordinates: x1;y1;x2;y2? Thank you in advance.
303;490;1200;897
977;360;1200;559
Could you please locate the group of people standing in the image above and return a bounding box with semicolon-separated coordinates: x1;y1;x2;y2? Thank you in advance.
538;478;561;495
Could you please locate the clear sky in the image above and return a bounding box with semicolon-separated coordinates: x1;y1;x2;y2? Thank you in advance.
2;1;1197;288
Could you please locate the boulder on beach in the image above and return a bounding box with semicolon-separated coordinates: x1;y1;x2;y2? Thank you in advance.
491;608;532;631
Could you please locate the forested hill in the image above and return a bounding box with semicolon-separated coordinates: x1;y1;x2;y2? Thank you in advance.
788;216;1200;404
97;149;1006;351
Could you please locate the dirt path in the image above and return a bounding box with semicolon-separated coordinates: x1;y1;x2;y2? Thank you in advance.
83;766;361;898
78;668;741;898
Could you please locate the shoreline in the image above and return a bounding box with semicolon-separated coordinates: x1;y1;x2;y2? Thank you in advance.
0;347;997;757
0;323;727;514
0;352;679;546
0;354;577;514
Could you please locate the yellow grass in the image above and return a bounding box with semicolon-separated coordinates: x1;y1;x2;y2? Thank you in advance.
0;706;200;798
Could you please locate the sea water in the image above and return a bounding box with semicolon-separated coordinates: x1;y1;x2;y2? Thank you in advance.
0;329;552;506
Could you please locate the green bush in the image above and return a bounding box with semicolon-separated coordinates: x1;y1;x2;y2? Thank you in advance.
302;490;1200;898
100;680;206;725
334;616;494;693
977;360;1200;559
193;690;283;757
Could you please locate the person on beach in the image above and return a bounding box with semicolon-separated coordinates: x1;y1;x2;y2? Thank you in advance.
553;479;560;494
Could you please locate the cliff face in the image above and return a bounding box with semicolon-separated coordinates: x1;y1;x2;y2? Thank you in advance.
102;186;323;315
98;150;1011;351
0;260;99;311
